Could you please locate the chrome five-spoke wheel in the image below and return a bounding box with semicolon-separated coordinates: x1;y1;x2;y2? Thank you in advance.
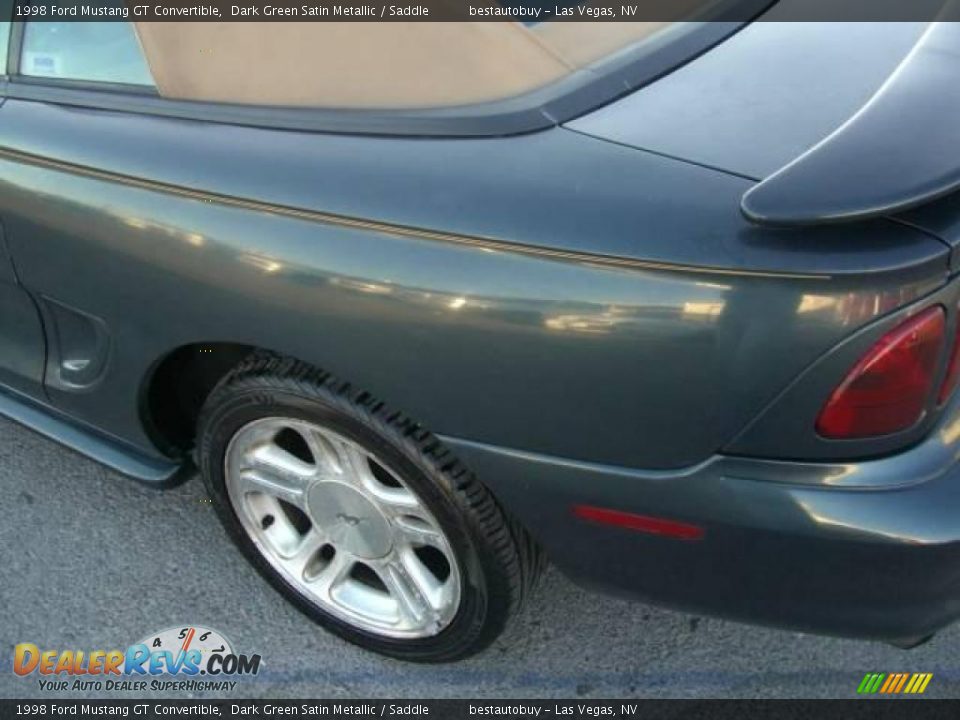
225;417;461;639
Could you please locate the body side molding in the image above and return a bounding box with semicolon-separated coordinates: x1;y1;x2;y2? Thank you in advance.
0;145;826;281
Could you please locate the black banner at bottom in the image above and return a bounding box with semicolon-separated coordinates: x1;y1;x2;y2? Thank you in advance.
3;700;960;720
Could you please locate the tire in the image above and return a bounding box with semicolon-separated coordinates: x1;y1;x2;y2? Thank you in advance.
197;353;542;662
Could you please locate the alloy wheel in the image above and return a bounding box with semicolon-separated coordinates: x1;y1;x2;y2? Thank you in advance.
224;417;462;638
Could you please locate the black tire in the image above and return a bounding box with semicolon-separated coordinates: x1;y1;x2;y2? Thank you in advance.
197;353;542;662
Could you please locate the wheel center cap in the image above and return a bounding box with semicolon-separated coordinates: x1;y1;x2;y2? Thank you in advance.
307;482;392;559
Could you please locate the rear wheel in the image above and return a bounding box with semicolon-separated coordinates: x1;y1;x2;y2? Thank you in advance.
197;354;541;661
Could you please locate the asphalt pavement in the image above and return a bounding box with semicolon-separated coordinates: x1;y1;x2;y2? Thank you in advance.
1;417;958;700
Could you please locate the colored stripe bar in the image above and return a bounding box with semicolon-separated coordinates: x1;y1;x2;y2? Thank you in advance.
904;674;920;693
905;673;933;694
893;673;910;693
879;674;897;694
858;672;934;695
864;673;885;694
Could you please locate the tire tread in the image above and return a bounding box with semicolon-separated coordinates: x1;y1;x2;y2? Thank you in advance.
197;351;543;660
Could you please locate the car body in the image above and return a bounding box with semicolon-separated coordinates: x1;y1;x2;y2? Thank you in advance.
2;6;960;658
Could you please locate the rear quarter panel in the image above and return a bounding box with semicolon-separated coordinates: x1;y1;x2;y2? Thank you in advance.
0;100;948;469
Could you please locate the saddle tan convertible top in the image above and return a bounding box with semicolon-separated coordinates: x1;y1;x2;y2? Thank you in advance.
132;13;704;109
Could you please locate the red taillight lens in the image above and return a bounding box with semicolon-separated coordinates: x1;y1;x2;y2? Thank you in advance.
816;306;945;439
937;317;960;405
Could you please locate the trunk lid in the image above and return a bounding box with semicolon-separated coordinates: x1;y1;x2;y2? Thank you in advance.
566;20;928;181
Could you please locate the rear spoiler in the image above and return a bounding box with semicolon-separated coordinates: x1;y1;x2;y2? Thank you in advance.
741;19;960;226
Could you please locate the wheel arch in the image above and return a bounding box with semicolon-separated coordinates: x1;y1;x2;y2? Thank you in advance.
139;341;257;457
140;340;432;461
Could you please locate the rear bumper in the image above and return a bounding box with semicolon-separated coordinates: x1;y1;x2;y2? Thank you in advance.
442;398;960;642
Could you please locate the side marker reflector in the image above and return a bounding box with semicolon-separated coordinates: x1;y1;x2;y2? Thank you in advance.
572;505;704;541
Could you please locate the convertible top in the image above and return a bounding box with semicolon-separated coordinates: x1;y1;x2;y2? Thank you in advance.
741;19;960;226
133;20;679;109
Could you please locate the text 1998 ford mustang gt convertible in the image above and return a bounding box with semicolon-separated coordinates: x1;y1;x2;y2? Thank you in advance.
2;7;960;660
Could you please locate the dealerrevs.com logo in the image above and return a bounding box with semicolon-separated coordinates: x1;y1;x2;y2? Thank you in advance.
14;625;262;693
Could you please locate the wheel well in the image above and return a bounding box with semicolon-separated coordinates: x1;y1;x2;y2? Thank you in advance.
143;342;254;455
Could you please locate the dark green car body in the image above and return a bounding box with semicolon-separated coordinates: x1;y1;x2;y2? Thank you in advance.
3;12;960;644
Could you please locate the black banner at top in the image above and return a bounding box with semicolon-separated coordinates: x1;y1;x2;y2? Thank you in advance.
6;0;960;22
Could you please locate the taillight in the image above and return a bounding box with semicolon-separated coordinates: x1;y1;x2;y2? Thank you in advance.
816;306;945;439
938;315;960;405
